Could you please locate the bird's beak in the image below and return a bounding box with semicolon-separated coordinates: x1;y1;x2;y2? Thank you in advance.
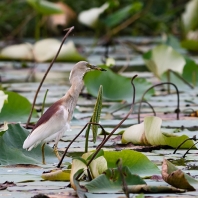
88;64;106;71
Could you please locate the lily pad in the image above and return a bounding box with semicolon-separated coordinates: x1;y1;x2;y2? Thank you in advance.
143;45;186;78
0;43;33;61
0;124;57;165
162;158;198;190
84;67;154;102
104;150;160;177
85;166;146;193
33;39;86;62
0;91;38;123
122;116;196;149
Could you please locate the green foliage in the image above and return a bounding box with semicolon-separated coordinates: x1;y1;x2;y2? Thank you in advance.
104;150;160;177
91;85;103;143
27;0;63;15
143;44;186;78
103;3;143;28
84;66;154;102
85;166;146;193
0;91;38;123
0;124;57;165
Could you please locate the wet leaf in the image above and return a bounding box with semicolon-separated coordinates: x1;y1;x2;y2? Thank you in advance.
143;45;185;78
41;169;70;181
0;124;57;165
104;150;160;177
162;158;198;190
85;166;146;193
70;151;107;190
84;66;154;102
122;116;196;149
27;0;63;15
0;91;38;123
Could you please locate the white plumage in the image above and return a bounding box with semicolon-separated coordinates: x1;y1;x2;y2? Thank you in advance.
23;61;105;163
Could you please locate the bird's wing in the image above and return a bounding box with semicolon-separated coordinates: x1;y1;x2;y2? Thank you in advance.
23;105;69;150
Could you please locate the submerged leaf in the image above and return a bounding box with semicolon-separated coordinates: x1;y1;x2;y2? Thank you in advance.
162;158;198;191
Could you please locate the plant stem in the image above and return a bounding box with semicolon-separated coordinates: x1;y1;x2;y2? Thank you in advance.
26;26;74;128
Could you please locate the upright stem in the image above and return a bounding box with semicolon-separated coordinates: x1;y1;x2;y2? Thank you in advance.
26;26;74;128
167;70;170;94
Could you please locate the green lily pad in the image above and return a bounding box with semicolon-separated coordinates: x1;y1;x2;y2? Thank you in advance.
85;166;146;193
122;116;196;149
84;66;154;102
104;150;160;177
0;91;38;123
0;124;57;165
143;45;185;78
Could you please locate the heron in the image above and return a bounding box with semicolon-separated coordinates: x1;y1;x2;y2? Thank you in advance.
23;61;106;164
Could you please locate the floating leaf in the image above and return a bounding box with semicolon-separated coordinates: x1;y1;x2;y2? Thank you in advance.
0;43;33;61
70;151;107;190
104;150;160;177
78;3;109;28
84;67;154;102
0;124;57;165
33;39;86;62
143;45;186;78
0;91;8;113
127;184;185;193
0;91;38;123
41;169;70;181
27;0;63;15
85;166;146;193
162;158;198;190
122;116;196;149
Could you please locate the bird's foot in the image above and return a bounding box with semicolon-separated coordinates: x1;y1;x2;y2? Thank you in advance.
53;145;61;161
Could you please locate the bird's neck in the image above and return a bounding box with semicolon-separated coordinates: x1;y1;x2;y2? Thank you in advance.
61;79;84;115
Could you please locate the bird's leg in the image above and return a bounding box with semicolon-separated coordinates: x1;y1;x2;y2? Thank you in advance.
53;144;61;160
41;143;46;164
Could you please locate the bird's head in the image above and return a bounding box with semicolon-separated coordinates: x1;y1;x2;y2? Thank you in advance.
69;61;106;84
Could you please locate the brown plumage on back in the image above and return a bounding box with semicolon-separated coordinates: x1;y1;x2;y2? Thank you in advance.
23;61;106;164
